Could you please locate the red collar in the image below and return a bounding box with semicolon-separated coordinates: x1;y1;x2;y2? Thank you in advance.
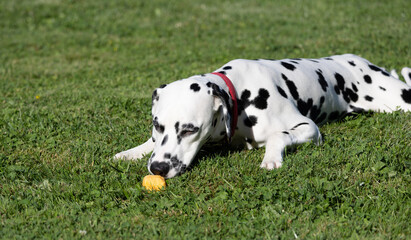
211;72;238;140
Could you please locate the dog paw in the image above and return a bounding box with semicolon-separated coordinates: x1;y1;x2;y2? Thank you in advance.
260;160;282;170
113;151;137;161
112;152;126;160
113;150;148;161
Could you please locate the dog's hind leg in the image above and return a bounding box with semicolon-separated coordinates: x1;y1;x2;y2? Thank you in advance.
351;66;411;113
113;138;154;160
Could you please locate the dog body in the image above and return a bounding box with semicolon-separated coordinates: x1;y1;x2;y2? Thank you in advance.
114;54;411;178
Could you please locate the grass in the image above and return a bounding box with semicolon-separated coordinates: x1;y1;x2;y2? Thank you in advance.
1;0;410;239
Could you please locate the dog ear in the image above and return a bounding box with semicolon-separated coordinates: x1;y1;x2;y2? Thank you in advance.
210;84;233;140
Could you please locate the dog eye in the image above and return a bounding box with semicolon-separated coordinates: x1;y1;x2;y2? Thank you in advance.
180;130;195;137
180;127;199;137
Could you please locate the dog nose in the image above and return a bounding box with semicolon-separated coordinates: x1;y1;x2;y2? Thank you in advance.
150;162;170;177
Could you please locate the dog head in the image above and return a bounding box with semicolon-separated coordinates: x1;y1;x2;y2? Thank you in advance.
148;77;233;178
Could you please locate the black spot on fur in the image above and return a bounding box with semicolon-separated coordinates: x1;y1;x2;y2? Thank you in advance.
316;70;328;92
335;73;345;90
342;91;351;103
175;122;180;133
218;71;226;75
348;61;356;66
237;90;251;114
277;86;288;99
351;83;358;92
345;88;358;102
334;85;341;95
282;74;299;100
320;96;325;105
223;66;232;70
164;153;171;159
324;57;333;60
161;135;168;146
159;84;167;88
281;62;296;71
309;97;324;122
309;59;319;63
282;131;289;135
368;64;390;76
170;156;181;168
244;115;258;127
332;73;357;103
364;95;374;102
297;98;313;116
254;88;270;109
241;89;251;99
401;89;411;103
153;118;165;133
364;75;372;84
310;96;326;122
379;86;386;91
409;73;411;80
238;88;270;113
190;83;201;92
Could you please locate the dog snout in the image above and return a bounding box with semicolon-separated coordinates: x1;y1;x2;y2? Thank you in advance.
149;161;170;177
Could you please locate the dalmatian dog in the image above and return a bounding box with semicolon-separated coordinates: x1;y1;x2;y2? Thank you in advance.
114;54;411;179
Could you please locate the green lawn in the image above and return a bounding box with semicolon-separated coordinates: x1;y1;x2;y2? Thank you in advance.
1;0;410;239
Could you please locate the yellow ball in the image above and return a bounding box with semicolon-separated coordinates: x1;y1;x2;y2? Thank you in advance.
142;175;166;191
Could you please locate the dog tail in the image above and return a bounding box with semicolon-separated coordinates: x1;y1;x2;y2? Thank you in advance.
390;69;399;79
401;67;411;86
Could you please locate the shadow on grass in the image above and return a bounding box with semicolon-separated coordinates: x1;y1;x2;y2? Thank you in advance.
182;142;243;175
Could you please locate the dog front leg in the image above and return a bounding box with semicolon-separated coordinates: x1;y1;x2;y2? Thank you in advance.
113;138;154;160
260;133;290;170
260;120;322;170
